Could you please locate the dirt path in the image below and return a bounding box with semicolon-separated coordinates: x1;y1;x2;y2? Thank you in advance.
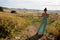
12;25;39;40
13;25;55;40
24;25;55;40
25;25;38;36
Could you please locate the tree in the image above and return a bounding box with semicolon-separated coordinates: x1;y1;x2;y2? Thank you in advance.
0;7;3;12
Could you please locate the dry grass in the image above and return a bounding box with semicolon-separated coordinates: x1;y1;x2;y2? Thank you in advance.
0;10;60;40
0;12;30;40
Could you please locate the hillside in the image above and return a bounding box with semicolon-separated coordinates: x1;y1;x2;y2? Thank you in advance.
0;8;60;40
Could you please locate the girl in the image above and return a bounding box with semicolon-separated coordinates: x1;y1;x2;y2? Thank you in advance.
26;8;49;40
37;8;48;38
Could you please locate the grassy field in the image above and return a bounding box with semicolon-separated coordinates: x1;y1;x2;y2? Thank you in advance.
0;9;60;40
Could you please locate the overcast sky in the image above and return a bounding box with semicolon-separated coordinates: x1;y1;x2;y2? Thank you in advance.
0;0;60;10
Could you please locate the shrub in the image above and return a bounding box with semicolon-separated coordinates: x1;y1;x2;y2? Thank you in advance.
11;10;16;13
0;26;10;38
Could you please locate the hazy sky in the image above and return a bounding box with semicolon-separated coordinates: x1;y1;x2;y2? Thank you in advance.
0;0;60;10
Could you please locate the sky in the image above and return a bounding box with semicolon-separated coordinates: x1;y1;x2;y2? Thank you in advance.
0;0;60;10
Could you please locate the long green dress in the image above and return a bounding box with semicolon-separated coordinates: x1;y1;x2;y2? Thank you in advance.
38;14;48;34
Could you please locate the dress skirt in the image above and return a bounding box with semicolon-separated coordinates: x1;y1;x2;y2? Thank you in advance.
38;15;48;34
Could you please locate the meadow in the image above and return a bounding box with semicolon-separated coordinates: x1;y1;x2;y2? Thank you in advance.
0;8;60;40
